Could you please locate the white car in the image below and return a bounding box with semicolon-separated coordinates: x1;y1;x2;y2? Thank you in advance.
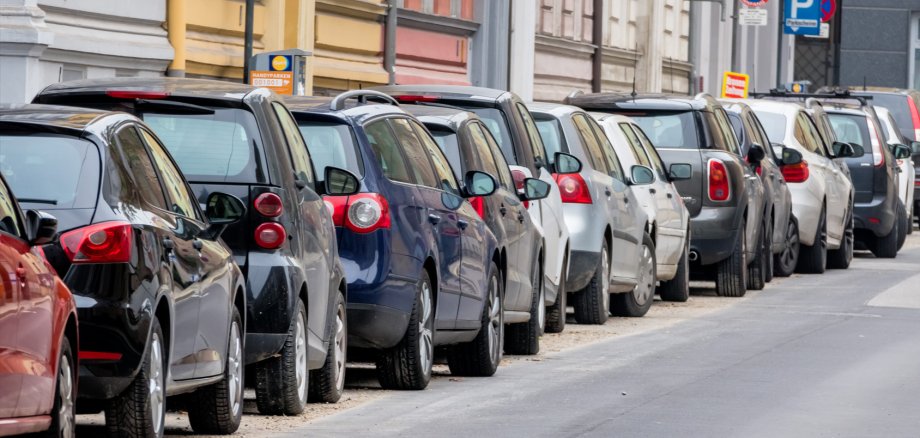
876;106;916;232
746;100;855;273
592;113;692;301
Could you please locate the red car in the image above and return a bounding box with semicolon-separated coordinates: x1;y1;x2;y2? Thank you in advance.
0;173;77;437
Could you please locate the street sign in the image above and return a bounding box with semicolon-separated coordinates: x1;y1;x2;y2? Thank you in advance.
820;0;837;23
251;71;294;95
739;8;768;26
721;72;750;99
804;22;831;39
783;0;821;36
741;0;768;7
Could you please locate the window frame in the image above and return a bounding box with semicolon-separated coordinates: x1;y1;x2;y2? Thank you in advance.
515;102;548;167
409;119;462;196
112;124;171;213
475;121;515;192
0;179;26;240
363;118;416;185
138;126;204;222
272;102;316;188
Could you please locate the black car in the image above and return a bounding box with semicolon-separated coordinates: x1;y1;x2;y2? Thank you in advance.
36;79;360;411
403;103;554;354
0;104;247;436
567;93;766;298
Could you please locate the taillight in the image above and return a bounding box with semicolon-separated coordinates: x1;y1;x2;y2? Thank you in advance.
755;165;762;176
60;222;133;264
345;194;390;233
782;160;810;183
707;159;731;202
868;117;884;167
469;196;486;219
393;95;439;103
106;90;169;100
254;192;283;217
511;169;530;209
79;351;123;361
254;222;286;249
324;195;348;226
554;173;592;204
908;96;920;140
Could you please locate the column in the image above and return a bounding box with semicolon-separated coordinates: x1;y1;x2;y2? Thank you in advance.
0;0;53;103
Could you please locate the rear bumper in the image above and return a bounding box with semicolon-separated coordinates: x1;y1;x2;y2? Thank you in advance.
347;304;411;349
566;249;600;293
689;206;741;266
243;252;305;364
853;193;897;238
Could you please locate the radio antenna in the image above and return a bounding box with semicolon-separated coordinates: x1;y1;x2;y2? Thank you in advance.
631;39;639;100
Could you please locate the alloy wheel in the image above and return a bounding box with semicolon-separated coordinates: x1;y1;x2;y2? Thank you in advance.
487;275;503;366
419;281;434;375
534;260;545;334
149;333;165;436
334;304;347;392
601;247;610;312
58;353;75;438
781;220;799;269
295;313;307;401
634;244;655;306
229;321;243;417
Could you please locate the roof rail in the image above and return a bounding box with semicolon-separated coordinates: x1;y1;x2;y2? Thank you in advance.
693;92;714;101
329;90;399;111
750;88;873;106
567;89;584;100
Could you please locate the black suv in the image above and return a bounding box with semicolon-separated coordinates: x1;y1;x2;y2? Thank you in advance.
567;93;766;297
36;79;360;413
0;104;246;436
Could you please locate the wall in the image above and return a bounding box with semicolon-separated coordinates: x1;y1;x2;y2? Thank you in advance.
394;0;476;85
839;0;918;88
312;0;388;93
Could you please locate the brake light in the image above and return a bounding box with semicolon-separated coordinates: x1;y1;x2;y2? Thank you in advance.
908;97;920;141
868;117;884;167
755;165;762;176
511;169;530;209
60;222;132;264
254;192;283;217
345;194;391;233
324;195;348;226
469;196;486;219
393;95;439;103
707;159;731;201
554;173;592;204
106;90;169;100
254;222;286;249
782;160;810;183
79;351;123;361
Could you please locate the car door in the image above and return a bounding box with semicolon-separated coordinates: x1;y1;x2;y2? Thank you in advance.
390;118;463;330
750;113;791;246
799;113;846;235
630;123;685;257
0;181;25;418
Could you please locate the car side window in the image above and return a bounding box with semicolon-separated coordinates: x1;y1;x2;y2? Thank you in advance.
516;103;548;167
364;120;414;184
477;122;515;191
571;114;609;174
716;109;742;155
796;113;824;156
619;123;653;168
749;114;778;161
140;128;202;221
703;112;729;152
589;119;626;181
467;124;501;182
630;125;669;180
272;102;316;187
411;120;461;196
0;180;23;238
389;118;439;188
113;126;169;211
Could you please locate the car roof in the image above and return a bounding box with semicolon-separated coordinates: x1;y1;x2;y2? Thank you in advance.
588;112;635;125
372;85;510;102
38;77;259;102
742;99;803;118
566;92;708;111
526;102;584;117
400;104;478;131
285;95;410;124
0;104;114;135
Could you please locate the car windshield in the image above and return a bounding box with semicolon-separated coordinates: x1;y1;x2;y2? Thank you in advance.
298;121;364;177
141;108;265;183
754;111;788;143
0;134;99;209
534;116;567;158
428;128;463;179
628;111;699;149
828;113;871;147
462;107;516;164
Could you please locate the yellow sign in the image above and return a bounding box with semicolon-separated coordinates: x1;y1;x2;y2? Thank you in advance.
791;82;803;93
271;55;290;71
250;71;294;95
721;71;750;99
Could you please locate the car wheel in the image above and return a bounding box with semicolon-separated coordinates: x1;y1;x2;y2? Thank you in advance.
774;216;799;277
543;254;567;334
572;240;610;325
906;201;914;235
376;270;434;390
746;219;768;291
43;339;75;438
716;220;748;297
105;318;166;438
188;308;244;434
309;291;347;403
763;218;775;283
896;201;908;251
827;207;854;269
871;205;900;259
610;233;656;317
255;299;308;415
658;234;689;302
505;253;543;355
797;207;827;274
447;262;503;376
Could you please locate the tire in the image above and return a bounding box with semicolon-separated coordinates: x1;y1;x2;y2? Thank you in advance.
308;291;347;403
543;255;567;334
764;218;775;283
746;219;768;291
43;339;75;438
658;235;690;302
716;221;748;297
610;233;656;317
447;262;503;377
505;253;543;355
105;319;166;438
572;240;610;325
254;299;308;415
188;308;244;434
896;201;908;251
774;216;799;278
797;207;827;274
871;207;900;259
376;270;434;390
827;207;854;269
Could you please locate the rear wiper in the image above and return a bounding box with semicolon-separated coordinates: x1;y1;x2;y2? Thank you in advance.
136;99;216;115
18;198;58;205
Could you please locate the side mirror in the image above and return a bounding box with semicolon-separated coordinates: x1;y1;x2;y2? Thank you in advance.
832;141;857;158
26;210;57;246
463;170;497;197
891;144;912;160
748;143;766;164
629;165;655;186
324;166;360;196
668;163;692;181
520;178;551;201
781;148;804;166
205;192;246;238
553;152;582;175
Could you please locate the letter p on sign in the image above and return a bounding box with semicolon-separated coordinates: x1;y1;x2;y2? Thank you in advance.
792;0;815;17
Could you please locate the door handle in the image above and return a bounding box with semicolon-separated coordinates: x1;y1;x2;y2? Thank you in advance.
192;239;203;251
162;238;175;251
499;205;508;216
605;188;612;196
649;188;657;194
458;219;469;230
666;193;673;199
428;214;441;225
624;197;629;204
517;212;526;223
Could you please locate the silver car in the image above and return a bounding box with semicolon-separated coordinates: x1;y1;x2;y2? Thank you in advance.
528;103;655;321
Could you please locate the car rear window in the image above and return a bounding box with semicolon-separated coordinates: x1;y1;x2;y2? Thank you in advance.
298;121;364;177
0;134;99;210
534;116;567;159
628;111;699;149
428;128;463;179
142;108;264;184
870;94;913;138
754;111;788;143
828;113;871;147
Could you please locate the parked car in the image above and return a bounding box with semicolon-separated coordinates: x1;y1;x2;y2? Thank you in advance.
402;103;553;353
525;102;654;320
746;99;858;271
35;78;356;413
591;112;692;301
287;91;517;387
0;170;77;437
723;101;796;284
876;106;916;234
0;104;247;436
371;85;573;333
567;93;764;298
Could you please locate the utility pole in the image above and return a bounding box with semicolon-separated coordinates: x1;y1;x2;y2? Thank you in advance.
730;0;740;72
775;0;784;88
243;0;254;84
385;0;397;85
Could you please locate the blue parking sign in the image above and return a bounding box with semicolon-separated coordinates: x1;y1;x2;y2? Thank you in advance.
783;0;821;35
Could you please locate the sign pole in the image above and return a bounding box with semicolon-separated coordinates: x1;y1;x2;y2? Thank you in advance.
731;0;740;72
776;0;784;88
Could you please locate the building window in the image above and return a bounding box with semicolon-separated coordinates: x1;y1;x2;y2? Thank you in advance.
399;0;472;20
60;66;85;82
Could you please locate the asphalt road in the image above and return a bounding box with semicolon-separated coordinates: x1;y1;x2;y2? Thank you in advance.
292;244;920;438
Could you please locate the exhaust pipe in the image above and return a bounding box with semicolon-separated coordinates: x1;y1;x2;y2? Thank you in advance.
688;250;699;262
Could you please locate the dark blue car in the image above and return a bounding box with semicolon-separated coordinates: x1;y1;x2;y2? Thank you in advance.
287;91;503;389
